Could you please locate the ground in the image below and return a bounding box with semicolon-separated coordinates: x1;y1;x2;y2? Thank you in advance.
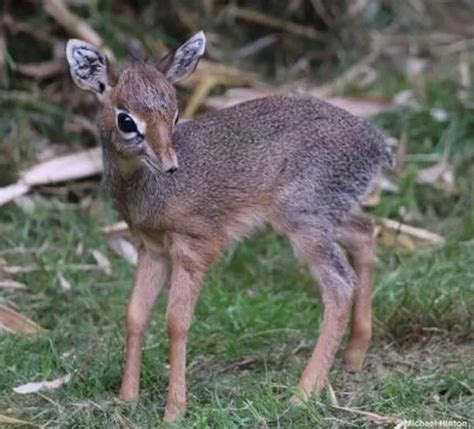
0;201;473;427
1;29;474;429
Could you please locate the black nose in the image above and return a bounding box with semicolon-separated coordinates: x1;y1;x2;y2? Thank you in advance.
167;167;178;174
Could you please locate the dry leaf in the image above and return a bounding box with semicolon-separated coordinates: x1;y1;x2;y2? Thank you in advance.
13;373;71;394
310;94;392;118
0;413;37;426
0;280;27;290
377;226;416;251
0;148;103;207
0;264;38;275
184;59;261;88
58;273;72;292
417;159;458;194
0;304;48;335
326;382;339;407
101;221;129;235
206;87;392;118
20;148;102;186
0;183;30;206
108;237;138;266
91;249;112;276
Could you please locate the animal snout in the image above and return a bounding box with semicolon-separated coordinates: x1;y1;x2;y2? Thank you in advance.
167;166;178;173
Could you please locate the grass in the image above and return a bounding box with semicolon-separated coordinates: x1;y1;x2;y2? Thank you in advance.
1;11;474;428
0;191;473;427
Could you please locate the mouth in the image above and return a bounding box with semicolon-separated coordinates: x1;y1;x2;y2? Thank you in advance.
141;155;162;175
143;141;178;174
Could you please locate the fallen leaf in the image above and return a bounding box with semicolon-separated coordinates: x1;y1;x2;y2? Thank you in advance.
58;273;72;292
20;147;102;186
108;237;138;266
377;226;416;251
326;382;339;407
0;304;48;335
417;159;458;194
206;87;392;118
0;413;37;426
311;94;393;118
0;183;30;206
91;249;112;276
0;148;103;207
0;280;27;290
13;373;71;394
101;221;129;235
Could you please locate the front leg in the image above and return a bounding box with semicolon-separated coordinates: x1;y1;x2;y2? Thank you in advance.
119;246;169;402
164;252;205;422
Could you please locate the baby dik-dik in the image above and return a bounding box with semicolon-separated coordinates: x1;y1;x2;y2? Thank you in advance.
66;32;393;422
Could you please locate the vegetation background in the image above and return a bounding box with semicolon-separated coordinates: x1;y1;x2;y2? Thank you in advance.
0;0;473;427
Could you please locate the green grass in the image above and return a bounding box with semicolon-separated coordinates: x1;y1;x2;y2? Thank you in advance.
0;197;473;427
1;15;474;427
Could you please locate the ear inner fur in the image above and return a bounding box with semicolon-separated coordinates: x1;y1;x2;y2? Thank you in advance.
66;39;111;95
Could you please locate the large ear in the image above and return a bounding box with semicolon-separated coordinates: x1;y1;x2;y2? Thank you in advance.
157;31;206;84
66;39;112;96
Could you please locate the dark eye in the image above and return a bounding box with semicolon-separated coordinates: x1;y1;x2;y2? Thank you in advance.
117;113;137;134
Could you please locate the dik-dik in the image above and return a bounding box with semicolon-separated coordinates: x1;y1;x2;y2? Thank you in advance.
66;32;393;422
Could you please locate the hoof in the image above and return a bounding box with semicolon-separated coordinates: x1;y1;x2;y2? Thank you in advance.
164;400;186;423
289;394;304;407
343;347;366;373
289;387;310;407
118;386;139;403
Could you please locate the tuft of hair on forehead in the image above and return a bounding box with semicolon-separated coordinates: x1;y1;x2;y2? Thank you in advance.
127;40;145;64
114;62;176;114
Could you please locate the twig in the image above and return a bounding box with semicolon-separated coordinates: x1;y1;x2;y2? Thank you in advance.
16;60;65;79
330;405;403;425
184;59;261;87
377;218;445;247
183;75;218;118
234;34;278;58
226;6;321;40
43;0;115;60
317;50;381;96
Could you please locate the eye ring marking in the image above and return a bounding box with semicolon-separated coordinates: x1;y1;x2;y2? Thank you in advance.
117;112;137;134
115;109;146;140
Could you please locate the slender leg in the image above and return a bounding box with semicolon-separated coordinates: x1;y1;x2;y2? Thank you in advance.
289;233;355;402
164;256;205;422
337;213;376;372
119;247;169;402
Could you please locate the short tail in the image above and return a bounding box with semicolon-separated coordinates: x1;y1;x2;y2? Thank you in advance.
381;144;395;170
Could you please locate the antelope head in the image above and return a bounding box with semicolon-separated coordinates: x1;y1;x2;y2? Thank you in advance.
66;32;206;173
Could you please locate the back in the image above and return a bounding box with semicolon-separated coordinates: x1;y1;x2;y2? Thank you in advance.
169;94;390;219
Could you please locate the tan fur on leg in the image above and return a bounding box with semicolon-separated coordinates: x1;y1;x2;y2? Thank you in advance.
119;247;169;402
337;213;375;373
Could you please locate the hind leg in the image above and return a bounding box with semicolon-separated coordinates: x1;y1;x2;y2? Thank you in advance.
288;230;356;401
337;212;375;373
